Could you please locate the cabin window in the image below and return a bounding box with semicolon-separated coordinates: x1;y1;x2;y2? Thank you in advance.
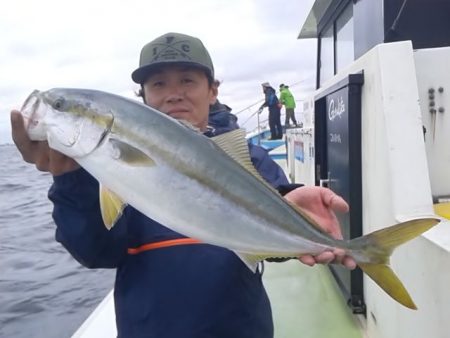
319;24;335;85
317;0;355;88
336;3;354;73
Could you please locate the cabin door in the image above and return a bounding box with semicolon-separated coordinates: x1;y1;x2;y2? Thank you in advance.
315;73;365;313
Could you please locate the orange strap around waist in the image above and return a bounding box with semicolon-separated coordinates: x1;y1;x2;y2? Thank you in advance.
127;238;202;255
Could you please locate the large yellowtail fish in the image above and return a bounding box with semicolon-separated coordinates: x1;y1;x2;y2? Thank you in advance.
20;88;440;309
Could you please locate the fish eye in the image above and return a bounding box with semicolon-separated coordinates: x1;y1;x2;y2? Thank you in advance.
53;98;65;110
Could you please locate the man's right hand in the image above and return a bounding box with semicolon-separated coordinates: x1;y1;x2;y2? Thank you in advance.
11;110;80;176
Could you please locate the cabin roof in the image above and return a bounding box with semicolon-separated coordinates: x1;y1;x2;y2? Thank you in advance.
298;0;332;39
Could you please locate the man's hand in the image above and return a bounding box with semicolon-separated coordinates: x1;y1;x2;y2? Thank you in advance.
11;110;79;176
285;186;357;270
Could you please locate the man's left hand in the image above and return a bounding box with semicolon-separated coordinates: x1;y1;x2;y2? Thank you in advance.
284;186;357;270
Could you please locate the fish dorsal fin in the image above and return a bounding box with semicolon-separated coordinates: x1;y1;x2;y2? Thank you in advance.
109;138;156;166
212;130;334;234
99;185;127;230
211;129;280;195
212;130;329;229
177;119;201;133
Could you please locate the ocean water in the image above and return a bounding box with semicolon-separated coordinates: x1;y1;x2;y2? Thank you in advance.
0;144;114;338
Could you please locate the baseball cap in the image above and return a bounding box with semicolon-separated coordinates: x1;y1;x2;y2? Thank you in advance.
132;32;215;84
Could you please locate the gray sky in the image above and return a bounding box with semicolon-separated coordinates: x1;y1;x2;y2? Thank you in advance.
0;0;317;144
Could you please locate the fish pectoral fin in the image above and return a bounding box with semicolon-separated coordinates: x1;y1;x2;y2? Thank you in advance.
109;138;156;166
234;252;265;273
212;129;281;195
99;185;127;230
358;263;416;310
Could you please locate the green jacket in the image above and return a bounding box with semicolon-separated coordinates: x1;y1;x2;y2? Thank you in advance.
279;87;296;109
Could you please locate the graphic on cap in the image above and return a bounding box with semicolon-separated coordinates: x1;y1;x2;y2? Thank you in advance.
152;36;192;62
131;32;214;84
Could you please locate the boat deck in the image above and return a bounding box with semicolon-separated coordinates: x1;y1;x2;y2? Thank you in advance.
264;261;363;337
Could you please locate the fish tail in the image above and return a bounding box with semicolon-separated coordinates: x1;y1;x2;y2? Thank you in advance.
349;218;440;309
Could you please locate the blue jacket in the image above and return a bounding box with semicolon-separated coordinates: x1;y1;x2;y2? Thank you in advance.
208;100;239;136
48;126;293;338
262;87;281;114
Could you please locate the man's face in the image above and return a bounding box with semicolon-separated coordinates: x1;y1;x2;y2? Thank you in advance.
142;65;217;131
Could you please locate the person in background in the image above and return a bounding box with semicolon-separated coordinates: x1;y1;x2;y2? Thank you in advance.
11;32;355;338
279;83;299;127
259;82;283;140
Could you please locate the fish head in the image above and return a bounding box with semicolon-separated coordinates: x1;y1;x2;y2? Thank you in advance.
20;88;114;158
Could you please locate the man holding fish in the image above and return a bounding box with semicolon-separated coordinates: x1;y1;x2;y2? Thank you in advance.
11;32;434;338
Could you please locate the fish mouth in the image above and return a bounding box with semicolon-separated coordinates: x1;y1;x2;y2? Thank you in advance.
20;90;47;141
21;90;41;119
